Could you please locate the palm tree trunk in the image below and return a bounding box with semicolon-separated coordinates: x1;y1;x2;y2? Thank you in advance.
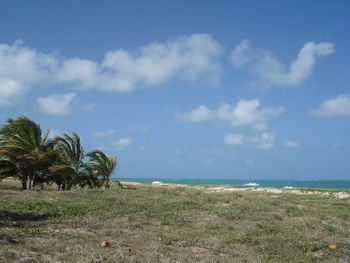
88;178;95;188
28;170;35;190
29;175;32;190
104;179;110;189
114;180;124;189
22;174;28;190
32;173;38;188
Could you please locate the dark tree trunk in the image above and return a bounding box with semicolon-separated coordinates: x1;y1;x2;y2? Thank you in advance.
28;176;32;190
32;174;40;188
21;174;28;190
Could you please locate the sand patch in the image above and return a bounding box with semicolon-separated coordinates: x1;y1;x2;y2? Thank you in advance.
205;186;350;199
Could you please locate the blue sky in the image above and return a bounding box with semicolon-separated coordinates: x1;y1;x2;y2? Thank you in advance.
1;0;350;179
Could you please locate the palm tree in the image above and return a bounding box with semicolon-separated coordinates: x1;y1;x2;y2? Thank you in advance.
0;116;56;189
0;117;122;190
50;132;89;190
86;150;122;188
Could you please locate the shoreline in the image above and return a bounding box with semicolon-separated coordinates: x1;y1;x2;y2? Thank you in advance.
115;178;350;190
119;181;350;199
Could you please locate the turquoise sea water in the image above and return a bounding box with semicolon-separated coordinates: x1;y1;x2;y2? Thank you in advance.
115;178;350;190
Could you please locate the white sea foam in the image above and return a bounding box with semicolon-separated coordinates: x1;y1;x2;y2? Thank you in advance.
243;182;260;187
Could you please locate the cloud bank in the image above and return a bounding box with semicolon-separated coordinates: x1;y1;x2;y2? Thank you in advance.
0;34;222;107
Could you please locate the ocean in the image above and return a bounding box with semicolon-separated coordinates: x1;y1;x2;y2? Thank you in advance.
115;178;350;190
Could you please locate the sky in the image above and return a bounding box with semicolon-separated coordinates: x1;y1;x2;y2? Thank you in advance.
0;0;350;180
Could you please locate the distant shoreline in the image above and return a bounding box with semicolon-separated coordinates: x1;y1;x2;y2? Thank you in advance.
118;180;350;199
115;178;350;190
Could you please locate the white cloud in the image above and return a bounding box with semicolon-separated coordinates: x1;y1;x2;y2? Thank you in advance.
56;58;99;88
224;132;275;150
178;105;214;122
285;141;301;148
92;129;117;137
114;137;131;151
230;39;257;68
0;35;222;107
0;40;57;106
224;133;246;145
310;94;350;118
83;102;97;111
178;99;284;131
256;132;275;150
0;78;26;106
230;39;335;88
95;34;223;91
35;93;76;116
0;40;56;82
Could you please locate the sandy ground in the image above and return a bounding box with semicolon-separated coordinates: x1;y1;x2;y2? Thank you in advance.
119;181;350;199
205;186;350;199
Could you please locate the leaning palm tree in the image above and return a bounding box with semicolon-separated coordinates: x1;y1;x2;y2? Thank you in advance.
86;150;122;188
0;116;56;189
50;132;88;190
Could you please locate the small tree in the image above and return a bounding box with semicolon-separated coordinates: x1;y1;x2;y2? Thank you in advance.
50;132;86;190
0;116;56;189
86;150;122;188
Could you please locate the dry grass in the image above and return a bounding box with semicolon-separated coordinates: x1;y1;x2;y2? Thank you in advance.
0;179;349;263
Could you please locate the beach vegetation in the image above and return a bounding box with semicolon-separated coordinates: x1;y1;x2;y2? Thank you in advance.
0;181;349;262
0;116;121;190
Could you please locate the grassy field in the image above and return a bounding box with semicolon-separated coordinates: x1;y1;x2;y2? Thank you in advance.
0;180;349;263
